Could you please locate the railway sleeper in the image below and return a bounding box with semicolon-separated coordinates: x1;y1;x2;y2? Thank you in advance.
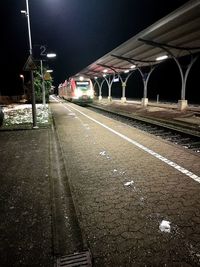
87;105;200;153
189;141;200;147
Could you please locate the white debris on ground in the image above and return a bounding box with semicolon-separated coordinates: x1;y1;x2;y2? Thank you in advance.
124;181;134;186
3;104;50;125
99;151;106;156
99;150;110;159
159;220;171;233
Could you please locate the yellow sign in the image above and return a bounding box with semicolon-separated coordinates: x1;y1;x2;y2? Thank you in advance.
44;72;52;81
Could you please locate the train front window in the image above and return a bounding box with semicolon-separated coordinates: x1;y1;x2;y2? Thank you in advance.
76;81;90;90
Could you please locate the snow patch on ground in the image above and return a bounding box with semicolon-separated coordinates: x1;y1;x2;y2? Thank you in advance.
99;151;106;156
124;181;134;186
159;220;171;233
99;150;110;159
3;104;50;125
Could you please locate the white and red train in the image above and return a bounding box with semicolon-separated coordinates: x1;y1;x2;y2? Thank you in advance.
58;76;94;104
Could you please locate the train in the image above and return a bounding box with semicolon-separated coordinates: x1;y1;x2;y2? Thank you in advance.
58;76;94;104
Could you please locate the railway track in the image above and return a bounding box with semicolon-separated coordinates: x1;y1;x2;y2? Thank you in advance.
87;103;200;154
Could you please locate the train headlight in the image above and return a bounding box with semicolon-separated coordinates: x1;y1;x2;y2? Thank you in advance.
87;89;94;98
75;89;82;98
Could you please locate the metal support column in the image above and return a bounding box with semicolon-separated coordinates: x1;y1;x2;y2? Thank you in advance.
25;0;37;128
40;60;46;106
103;75;114;102
137;66;155;107
138;38;199;111
100;79;107;100
30;71;36;126
118;71;135;103
121;82;126;102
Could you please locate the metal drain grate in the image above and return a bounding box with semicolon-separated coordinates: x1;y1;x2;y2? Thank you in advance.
55;251;92;267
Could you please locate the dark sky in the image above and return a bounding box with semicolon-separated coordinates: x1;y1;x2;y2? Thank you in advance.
0;0;193;97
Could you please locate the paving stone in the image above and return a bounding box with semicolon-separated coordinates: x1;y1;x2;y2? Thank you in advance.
51;102;200;266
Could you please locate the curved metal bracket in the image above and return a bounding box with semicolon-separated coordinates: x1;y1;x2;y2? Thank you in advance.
139;38;200;100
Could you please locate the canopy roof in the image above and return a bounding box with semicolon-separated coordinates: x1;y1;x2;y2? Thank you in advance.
76;0;200;77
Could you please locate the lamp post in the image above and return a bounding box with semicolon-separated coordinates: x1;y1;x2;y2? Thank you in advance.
40;53;56;106
21;0;37;128
40;60;46;106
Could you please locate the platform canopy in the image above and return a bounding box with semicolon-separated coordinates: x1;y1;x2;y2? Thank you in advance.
75;0;200;77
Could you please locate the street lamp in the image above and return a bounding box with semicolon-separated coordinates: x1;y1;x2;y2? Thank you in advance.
21;0;37;128
20;74;25;95
47;53;56;58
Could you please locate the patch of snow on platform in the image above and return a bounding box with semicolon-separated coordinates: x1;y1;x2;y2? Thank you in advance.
159;220;171;233
99;151;106;156
3;104;49;125
99;150;110;159
124;181;134;186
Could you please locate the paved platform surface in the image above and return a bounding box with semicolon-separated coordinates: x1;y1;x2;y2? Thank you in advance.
51;99;200;266
0;98;199;266
0;128;53;266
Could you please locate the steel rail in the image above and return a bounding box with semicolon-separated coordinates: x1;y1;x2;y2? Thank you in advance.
87;103;200;153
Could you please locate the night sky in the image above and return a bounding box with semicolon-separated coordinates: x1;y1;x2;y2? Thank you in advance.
1;0;199;103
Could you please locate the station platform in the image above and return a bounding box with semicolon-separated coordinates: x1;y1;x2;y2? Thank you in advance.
1;97;199;266
50;99;200;266
0;128;53;267
92;98;200;130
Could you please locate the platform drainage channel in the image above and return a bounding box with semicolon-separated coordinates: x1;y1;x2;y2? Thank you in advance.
55;251;92;267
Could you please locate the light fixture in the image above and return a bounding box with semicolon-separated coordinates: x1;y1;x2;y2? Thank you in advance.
20;10;27;14
156;55;168;61
79;76;84;81
46;69;53;73
131;65;136;69
103;69;108;73
124;70;129;73
47;53;57;58
114;77;119;82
